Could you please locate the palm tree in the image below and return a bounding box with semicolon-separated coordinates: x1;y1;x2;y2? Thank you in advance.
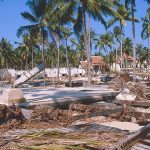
0;38;15;69
136;44;149;72
95;32;113;66
17;0;50;85
122;37;133;69
71;34;86;62
17;0;50;63
17;29;39;69
108;2;132;72
72;0;120;86
141;8;150;70
125;0;140;81
61;28;72;86
18;0;73;84
123;37;133;55
113;26;122;71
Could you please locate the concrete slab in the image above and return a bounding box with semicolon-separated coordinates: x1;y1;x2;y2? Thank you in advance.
0;85;119;108
22;85;115;100
99;121;143;132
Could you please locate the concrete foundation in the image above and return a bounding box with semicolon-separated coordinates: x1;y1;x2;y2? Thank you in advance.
1;88;25;105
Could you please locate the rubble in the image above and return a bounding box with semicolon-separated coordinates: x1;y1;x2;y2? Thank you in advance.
110;73;132;90
125;82;147;100
115;88;136;101
0;104;26;130
0;77;150;149
30;105;74;127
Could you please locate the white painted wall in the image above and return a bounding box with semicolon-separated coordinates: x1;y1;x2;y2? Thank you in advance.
45;67;85;78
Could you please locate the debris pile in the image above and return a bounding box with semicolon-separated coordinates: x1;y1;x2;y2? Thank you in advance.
0;104;26;129
69;103;101;114
126;82;147;100
30;105;73;127
111;105;140;122
30;103;109;127
111;73;148;101
110;73;132;90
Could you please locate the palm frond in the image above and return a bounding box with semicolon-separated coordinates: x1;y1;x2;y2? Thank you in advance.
21;11;38;23
73;7;83;36
17;24;38;37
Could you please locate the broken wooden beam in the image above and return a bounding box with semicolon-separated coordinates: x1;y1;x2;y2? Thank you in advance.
105;123;150;150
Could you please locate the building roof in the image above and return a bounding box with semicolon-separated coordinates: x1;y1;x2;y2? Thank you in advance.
80;56;105;69
91;56;104;65
123;53;133;61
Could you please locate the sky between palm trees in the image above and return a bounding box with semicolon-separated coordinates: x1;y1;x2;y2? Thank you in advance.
0;0;149;52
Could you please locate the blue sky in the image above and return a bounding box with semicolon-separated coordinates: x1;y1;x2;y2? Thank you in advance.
0;0;149;52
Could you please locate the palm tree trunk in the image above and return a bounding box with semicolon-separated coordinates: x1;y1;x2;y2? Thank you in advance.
42;26;46;86
81;2;91;86
120;24;123;72
132;0;136;82
65;38;71;87
57;39;60;83
114;37;117;72
87;13;92;85
25;54;28;70
31;46;34;69
148;36;150;72
106;45;109;65
116;48;118;72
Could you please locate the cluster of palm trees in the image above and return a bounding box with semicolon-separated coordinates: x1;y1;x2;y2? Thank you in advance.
0;0;150;85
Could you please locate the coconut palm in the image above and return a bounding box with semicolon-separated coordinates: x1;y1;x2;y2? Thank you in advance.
141;8;150;69
17;0;73;84
17;0;50;85
113;26;122;71
71;34;86;62
61;28;73;86
136;44;149;71
125;0;140;81
108;2;133;72
95;32;113;65
0;38;15;69
123;37;133;55
72;0;121;86
17;0;50;63
122;37;133;69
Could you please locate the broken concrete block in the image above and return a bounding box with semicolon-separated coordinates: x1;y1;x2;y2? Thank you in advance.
116;88;136;101
1;88;25;105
